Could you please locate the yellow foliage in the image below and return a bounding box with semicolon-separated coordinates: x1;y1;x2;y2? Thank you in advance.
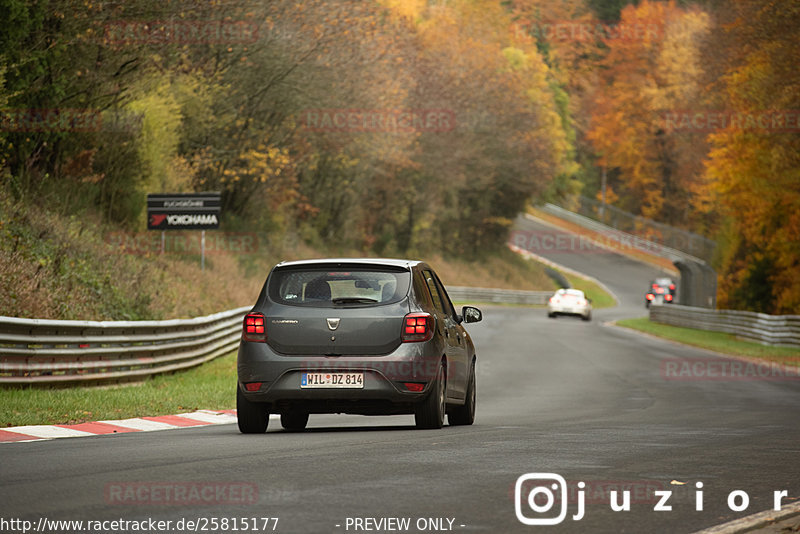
586;1;711;222
379;0;426;22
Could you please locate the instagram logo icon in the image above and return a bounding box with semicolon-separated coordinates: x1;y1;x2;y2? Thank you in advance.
515;473;583;525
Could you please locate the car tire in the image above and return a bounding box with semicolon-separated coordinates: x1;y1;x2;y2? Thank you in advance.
548;312;556;318
448;363;476;426
415;364;445;429
280;411;309;432
582;312;591;322
237;386;269;434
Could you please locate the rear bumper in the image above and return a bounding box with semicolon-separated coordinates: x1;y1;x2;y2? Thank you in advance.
237;340;443;414
548;304;590;317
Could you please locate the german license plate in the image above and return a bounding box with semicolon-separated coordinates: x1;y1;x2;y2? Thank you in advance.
301;372;364;388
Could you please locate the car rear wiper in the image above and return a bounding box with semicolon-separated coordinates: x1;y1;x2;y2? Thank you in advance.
331;297;379;304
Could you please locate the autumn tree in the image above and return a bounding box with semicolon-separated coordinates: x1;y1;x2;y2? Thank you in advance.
702;0;800;314
586;0;711;225
392;0;569;256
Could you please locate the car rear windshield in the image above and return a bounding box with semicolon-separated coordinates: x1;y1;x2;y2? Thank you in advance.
268;266;411;307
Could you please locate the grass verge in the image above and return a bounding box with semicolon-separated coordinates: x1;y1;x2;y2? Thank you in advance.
428;246;555;292
616;317;800;366
563;273;616;309
0;353;237;427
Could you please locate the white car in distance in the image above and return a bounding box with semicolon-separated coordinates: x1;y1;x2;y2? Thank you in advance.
547;288;592;321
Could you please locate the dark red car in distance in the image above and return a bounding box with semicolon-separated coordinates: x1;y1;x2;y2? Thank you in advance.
646;277;676;307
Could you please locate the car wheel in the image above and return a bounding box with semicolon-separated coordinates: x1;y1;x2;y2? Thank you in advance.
280;411;309;432
415;363;445;429
448;363;476;426
582;312;591;322
237;386;269;434
548;312;556;318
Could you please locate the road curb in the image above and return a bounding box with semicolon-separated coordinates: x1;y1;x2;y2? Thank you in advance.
0;409;263;443
692;501;800;533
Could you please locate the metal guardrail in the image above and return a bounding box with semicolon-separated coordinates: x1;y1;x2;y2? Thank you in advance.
0;287;552;385
650;304;800;348
0;307;250;385
572;195;717;264
541;203;704;265
448;286;552;306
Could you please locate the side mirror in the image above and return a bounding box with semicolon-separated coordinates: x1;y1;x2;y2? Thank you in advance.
461;306;482;323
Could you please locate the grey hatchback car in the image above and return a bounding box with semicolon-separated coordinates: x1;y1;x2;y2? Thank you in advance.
236;258;482;433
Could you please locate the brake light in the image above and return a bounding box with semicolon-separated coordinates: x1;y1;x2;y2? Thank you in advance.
402;313;433;343
243;312;267;342
646;294;654;300
655;287;664;294
669;284;675;290
665;294;673;301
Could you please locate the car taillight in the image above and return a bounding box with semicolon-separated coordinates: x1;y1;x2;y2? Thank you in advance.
665;294;673;301
243;312;267;343
647;294;654;300
669;284;675;290
655;287;664;294
401;313;433;343
403;382;425;392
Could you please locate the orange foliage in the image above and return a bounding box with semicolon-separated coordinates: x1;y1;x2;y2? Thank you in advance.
586;1;710;222
703;0;800;313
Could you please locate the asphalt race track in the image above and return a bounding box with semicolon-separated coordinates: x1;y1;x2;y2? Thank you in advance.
2;216;798;533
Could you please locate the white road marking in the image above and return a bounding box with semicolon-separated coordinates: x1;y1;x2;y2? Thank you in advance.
97;418;181;431
175;410;238;424
2;425;95;439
